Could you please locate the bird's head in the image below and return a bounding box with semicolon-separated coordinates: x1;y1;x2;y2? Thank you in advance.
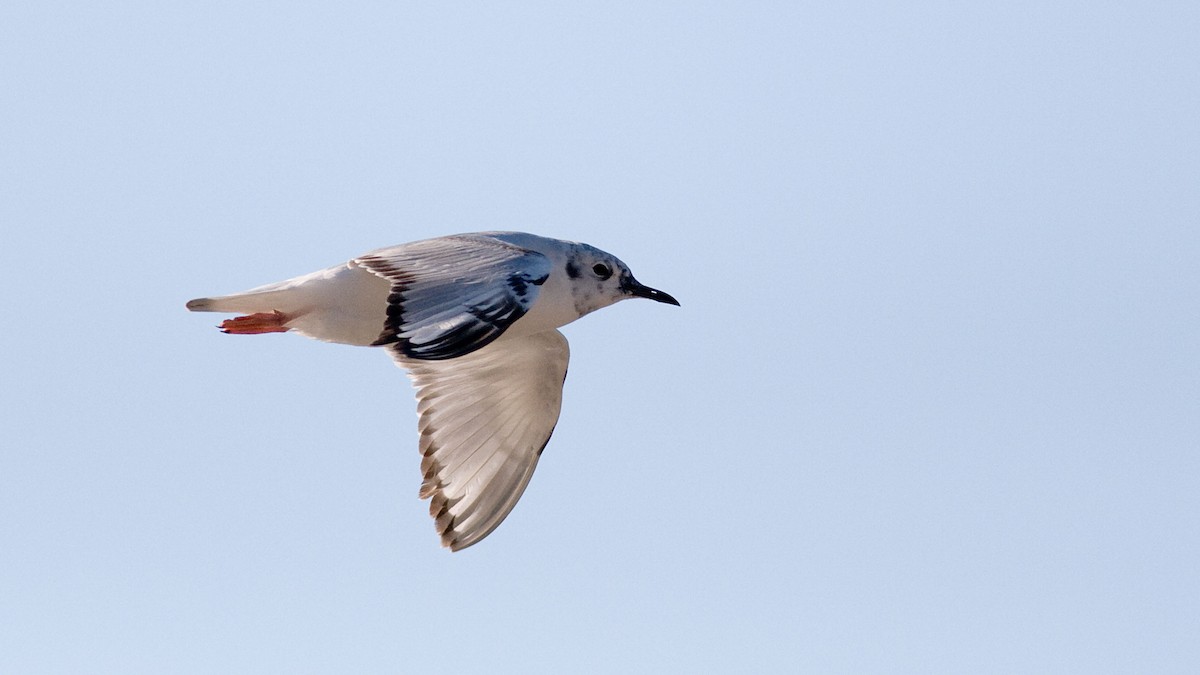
564;244;680;317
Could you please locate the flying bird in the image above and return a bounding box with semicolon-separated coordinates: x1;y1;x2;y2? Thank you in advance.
186;232;679;550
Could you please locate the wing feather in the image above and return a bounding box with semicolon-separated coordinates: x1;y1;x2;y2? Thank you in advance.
391;329;570;551
358;234;551;360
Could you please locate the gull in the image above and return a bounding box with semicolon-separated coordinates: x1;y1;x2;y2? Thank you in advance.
186;232;679;551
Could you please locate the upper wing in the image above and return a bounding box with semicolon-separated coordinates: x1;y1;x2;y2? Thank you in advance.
391;330;570;551
357;234;552;360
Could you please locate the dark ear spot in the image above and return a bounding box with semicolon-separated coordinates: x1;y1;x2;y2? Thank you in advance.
565;260;581;279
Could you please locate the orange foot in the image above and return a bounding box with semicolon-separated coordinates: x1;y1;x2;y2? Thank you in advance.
219;311;290;335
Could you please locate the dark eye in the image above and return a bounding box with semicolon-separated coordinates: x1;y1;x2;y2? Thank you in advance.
592;263;612;279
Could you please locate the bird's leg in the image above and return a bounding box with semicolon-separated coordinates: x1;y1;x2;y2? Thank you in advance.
219;310;290;335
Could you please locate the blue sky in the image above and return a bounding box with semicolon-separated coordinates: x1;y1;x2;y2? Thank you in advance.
2;2;1198;672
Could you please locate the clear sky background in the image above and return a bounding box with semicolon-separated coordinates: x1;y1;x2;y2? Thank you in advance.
2;2;1198;673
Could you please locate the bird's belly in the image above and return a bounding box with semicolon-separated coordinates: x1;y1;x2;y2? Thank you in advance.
286;263;393;346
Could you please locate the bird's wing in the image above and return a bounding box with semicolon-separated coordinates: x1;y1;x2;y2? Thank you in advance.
390;329;570;551
357;234;552;360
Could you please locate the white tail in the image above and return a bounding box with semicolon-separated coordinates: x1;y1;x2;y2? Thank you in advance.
186;261;392;346
185;289;299;314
